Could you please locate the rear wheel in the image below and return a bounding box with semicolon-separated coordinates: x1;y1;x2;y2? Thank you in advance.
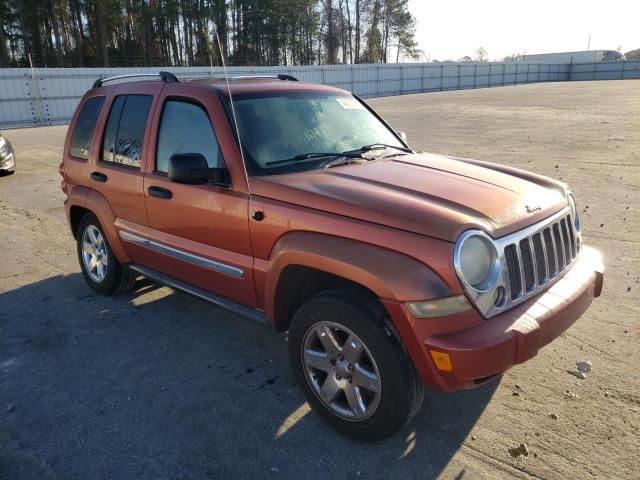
288;290;424;441
76;213;136;294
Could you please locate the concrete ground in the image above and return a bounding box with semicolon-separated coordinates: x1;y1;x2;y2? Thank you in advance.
1;80;639;480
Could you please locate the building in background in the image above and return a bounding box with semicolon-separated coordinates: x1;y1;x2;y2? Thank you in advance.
523;50;626;63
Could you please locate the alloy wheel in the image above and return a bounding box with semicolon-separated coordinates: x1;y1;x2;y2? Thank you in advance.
81;225;108;283
301;321;382;420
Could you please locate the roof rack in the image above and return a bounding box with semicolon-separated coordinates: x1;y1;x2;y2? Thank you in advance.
93;71;180;89
227;74;299;81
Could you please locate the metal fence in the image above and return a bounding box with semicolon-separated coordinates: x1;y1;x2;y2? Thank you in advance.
0;60;638;129
569;60;640;81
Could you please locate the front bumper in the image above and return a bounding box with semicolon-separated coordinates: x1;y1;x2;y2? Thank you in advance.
425;246;603;390
383;246;603;391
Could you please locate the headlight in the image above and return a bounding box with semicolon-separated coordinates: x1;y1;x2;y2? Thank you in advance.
0;137;9;156
568;193;580;231
454;231;500;291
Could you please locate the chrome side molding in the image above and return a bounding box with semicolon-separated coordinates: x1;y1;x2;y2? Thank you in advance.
119;230;245;279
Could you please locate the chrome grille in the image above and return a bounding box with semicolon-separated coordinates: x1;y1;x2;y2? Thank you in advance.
501;209;580;306
456;207;582;319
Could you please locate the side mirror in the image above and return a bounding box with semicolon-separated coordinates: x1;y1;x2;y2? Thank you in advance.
168;153;229;186
396;131;408;143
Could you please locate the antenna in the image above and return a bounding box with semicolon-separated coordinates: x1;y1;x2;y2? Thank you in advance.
213;25;251;191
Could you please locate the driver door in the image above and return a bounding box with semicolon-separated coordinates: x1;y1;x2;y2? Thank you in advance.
140;85;257;307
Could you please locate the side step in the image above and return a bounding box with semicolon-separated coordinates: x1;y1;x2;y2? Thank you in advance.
128;264;267;325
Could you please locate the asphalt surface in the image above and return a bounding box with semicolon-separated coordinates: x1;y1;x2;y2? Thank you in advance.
1;80;639;479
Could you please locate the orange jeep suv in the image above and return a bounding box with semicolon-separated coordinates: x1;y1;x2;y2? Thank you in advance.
60;72;604;441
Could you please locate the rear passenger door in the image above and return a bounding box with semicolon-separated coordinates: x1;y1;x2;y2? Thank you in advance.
90;83;162;257
140;85;257;308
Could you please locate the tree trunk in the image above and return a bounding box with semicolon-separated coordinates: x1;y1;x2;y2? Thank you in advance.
0;16;6;66
339;0;346;63
170;18;180;65
94;1;109;66
354;0;360;62
69;0;84;65
48;0;64;66
325;0;336;64
345;0;353;63
16;0;31;62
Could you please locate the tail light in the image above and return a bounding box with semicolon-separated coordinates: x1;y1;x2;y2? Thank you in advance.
58;162;67;195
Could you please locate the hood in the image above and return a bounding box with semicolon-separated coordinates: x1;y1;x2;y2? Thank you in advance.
251;152;568;242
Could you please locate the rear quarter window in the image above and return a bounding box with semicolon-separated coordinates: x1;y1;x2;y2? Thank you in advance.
69;96;105;159
101;95;153;168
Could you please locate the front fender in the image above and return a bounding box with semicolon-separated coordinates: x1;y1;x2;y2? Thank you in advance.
263;231;452;321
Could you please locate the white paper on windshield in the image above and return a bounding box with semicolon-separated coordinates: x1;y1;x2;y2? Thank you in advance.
336;97;365;110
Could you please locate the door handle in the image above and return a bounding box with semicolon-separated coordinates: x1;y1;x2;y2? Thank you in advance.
148;186;173;199
90;171;108;182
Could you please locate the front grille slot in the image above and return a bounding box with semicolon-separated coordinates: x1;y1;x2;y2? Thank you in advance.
552;223;565;269
532;233;547;285
566;215;576;258
504;244;522;299
560;218;572;262
519;239;536;292
543;228;557;277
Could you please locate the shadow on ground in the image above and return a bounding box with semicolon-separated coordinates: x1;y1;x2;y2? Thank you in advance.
0;274;498;479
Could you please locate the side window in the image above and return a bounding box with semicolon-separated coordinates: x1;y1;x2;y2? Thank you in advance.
156;99;225;173
101;94;152;168
70;96;105;159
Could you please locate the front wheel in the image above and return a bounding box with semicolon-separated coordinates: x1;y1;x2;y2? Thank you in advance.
288;290;425;441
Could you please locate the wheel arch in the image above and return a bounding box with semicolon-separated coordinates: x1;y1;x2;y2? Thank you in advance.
265;231;452;332
69;205;91;238
66;188;131;264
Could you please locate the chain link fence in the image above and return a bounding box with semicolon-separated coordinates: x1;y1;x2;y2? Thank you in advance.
1;60;638;129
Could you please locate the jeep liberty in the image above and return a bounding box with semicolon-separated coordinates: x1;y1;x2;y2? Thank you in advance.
60;72;604;440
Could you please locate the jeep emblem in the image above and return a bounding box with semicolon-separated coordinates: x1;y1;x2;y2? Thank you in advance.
525;205;542;213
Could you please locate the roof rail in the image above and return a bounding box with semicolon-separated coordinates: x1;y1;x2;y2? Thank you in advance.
93;71;180;89
227;74;299;82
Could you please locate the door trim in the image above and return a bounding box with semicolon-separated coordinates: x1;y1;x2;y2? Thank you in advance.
119;230;245;279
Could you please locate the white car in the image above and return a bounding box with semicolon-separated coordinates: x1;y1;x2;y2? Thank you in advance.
0;134;15;174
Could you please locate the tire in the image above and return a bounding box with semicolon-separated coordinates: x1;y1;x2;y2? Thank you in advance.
288;289;425;441
76;213;136;294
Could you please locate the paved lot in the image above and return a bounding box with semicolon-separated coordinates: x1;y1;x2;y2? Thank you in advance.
1;80;639;480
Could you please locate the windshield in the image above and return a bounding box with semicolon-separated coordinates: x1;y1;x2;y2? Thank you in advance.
231;91;405;175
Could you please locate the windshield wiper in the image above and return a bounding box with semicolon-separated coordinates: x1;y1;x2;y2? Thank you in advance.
322;157;367;169
265;144;412;167
265;151;365;167
359;143;413;153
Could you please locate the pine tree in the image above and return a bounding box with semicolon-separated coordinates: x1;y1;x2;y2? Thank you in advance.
0;0;420;67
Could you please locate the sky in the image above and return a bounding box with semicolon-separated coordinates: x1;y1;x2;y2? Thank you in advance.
408;0;640;61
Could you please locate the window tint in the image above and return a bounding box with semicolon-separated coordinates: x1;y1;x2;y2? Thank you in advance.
156;100;224;173
70;96;105;159
101;95;152;168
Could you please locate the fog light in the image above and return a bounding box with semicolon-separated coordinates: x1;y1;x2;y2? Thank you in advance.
430;350;453;372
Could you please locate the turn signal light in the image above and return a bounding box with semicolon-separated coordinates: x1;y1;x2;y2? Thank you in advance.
430;350;453;372
406;295;471;318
